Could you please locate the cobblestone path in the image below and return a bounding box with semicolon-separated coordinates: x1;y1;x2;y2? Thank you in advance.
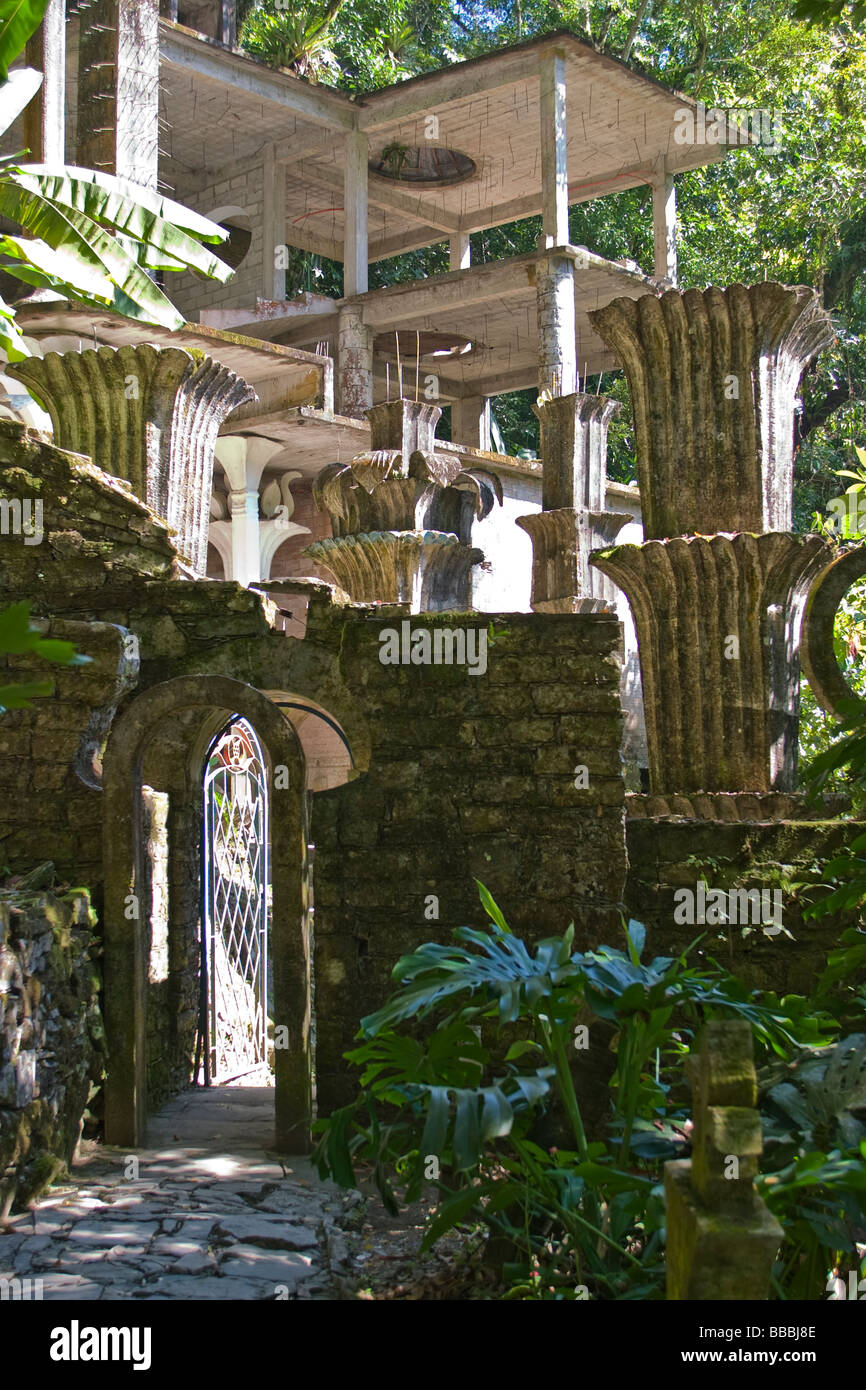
0;1088;359;1301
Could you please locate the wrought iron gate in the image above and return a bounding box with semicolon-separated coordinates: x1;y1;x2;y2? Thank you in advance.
201;716;269;1083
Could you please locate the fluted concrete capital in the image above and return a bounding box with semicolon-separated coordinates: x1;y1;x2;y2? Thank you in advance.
591;531;831;793
589;284;835;538
9;343;255;574
303;531;483;612
516;507;630;611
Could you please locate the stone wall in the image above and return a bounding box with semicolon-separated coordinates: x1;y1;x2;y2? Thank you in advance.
625;814;863;995
0;422;629;1123
0;883;103;1214
309;607;627;1110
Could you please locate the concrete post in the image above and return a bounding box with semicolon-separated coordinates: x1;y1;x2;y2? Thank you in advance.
652;171;678;283
77;0;159;189
665;1021;783;1300
449;233;471;271
539;49;569;248
451;395;490;451
536;248;577;397
344;128;369;297
336;306;373;418
263;145;288;301
23;0;65;164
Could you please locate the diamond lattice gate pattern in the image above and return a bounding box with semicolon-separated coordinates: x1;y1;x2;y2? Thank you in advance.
201;717;270;1084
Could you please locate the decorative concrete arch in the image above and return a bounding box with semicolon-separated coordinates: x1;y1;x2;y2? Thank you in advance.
102;676;310;1153
801;544;866;718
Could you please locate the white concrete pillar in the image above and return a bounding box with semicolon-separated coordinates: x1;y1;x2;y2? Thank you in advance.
451;395;490;451
449;233;471;271
539;49;569;248
652;171;678;284
214;436;284;587
24;0;65;164
336;306;373;418
344;128;369;297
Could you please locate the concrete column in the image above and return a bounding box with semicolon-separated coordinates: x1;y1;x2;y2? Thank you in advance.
449;233;471;271
215;437;284;587
652;171;678;284
539;49;569;248
536;248;577;397
336;306;373;418
263;145;288;301
344;128;369;297
23;0;65;164
77;0;159;188
451;395;490;451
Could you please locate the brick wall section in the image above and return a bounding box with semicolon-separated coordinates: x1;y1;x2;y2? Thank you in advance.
310;609;627;1110
167;162;265;321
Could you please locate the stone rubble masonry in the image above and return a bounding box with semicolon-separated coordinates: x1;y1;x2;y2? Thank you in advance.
0;885;104;1214
0;421;628;1119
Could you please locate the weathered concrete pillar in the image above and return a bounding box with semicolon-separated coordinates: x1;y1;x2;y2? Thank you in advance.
77;0;160;188
9;345;255;575
336;306;373;418
651;170;677;284
307;397;500;611
665;1021;783;1300
451;395;490;451
450;233;471;271
343;128;369;297
516;393;628;612
591;532;830;792
536;250;577;397
23;0;65;164
590;283;835;538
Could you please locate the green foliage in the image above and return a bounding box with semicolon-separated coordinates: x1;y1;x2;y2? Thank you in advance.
0;600;90;712
239;0;346;80
0;22;234;358
314;883;837;1299
0;0;48;82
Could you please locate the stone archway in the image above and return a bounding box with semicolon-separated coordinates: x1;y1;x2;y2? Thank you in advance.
102;676;310;1153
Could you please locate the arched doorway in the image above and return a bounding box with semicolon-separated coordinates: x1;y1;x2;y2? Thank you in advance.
201;716;270;1086
102;676;310;1153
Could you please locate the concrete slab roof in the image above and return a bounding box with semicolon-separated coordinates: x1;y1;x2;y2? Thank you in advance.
158;22;734;263
200;244;664;399
12;303;333;419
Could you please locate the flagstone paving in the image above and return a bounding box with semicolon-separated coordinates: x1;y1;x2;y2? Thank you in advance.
0;1088;362;1301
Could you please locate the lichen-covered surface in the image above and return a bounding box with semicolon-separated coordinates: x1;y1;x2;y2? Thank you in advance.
0;883;103;1215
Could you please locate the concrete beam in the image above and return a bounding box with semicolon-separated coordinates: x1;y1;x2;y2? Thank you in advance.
159;21;355;131
350;254;534;327
357;50;536;131
297;158;461;236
